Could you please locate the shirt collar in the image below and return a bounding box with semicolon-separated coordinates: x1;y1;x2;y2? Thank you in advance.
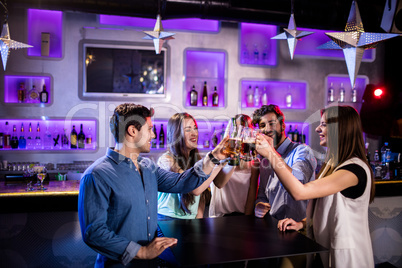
276;137;292;156
106;147;143;164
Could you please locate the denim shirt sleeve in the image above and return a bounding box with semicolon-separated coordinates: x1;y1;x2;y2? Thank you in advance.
290;145;317;183
78;172;141;263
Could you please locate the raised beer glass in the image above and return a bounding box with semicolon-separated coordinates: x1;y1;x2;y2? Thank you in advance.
222;118;242;165
240;127;259;161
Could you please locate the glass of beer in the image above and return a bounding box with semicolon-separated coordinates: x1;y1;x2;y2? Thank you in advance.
222;118;242;161
240;127;258;161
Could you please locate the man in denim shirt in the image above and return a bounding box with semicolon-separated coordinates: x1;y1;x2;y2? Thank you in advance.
252;105;317;222
78;103;227;267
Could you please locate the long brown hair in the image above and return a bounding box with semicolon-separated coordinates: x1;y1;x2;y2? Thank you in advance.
167;113;201;214
317;106;375;202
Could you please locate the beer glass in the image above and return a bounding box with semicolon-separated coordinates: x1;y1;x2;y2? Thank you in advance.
222;118;243;161
240;127;259;161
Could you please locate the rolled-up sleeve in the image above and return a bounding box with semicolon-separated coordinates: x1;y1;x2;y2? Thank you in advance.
291;145;317;184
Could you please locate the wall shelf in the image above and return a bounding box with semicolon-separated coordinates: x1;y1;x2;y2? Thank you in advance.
325;75;369;106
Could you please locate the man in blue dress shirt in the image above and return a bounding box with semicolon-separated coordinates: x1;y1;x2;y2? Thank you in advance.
78;103;227;267
252;104;317;222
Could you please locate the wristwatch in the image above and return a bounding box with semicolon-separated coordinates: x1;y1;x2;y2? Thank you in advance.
208;151;221;165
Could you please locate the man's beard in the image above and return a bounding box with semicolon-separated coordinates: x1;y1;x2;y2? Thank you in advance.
262;127;283;147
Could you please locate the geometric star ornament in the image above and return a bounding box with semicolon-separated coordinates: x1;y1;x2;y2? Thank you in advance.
0;21;33;71
317;1;401;88
271;14;314;60
142;14;175;54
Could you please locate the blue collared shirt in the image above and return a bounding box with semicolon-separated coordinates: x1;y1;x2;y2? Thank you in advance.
256;138;317;222
78;148;209;267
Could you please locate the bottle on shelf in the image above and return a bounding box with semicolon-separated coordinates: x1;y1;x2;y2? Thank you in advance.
254;86;261;107
202;81;208;106
53;128;60;149
17;82;26;103
44;125;52;149
78;124;86;149
159;124;165;148
18;123;26;149
262;44;269;63
339;83;345;103
285;85;292;108
261;86;268;106
40;84;49;103
61;129;69;149
35;122;42;149
287;125;293;140
328;82;335;103
70;125;78;149
27;85;40;103
253;44;259;62
26;122;34;149
10;125;19;149
246;85;254;107
86;127;92;149
151;125;157;148
0;125;3;149
203;134;210;148
211;128;218;148
373;150;382;179
3;121;11;149
242;43;249;64
220;123;225;142
293;125;299;143
212;86;219;107
351;87;357;103
190;85;198;106
380;142;391;180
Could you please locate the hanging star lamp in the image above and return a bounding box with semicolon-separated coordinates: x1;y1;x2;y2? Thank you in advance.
317;1;401;88
142;14;175;54
0;1;33;71
271;0;314;60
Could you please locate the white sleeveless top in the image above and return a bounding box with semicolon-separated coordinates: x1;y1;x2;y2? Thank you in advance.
308;157;374;268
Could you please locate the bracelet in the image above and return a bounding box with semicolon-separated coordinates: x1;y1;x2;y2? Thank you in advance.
208;151;221;165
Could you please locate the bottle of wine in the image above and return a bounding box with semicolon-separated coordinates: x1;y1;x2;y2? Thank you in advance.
246;85;253;107
351;87;357;103
86;127;92;148
202;81;208;106
293;125;299;143
78;124;86;149
70;125;78;149
211;127;218;148
10;125;19;149
151;125;157;148
287;125;293;140
328;82;335;103
212;86;219;107
61;129;69;149
35;123;42;149
18;123;26;149
261;86;268;106
27;85;40;103
159;124;165;148
190;85;198;106
254;86;261;107
339;83;345;103
26;122;34;149
3;122;11;149
17;82;26;103
40;84;49;103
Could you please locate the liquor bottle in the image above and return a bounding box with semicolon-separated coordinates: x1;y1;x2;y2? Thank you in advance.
351;87;357;103
10;125;19;149
328;82;334;103
35;123;42;149
242;43;249;63
151;125;157;148
262;44;269;63
246;85;254;107
17;82;26;103
86;127;92;148
220;123;225;142
78;124;86;149
212;86;219;107
211;128;218;148
40;84;49;103
285;85;292;108
70;125;78;149
44;126;52;149
53;128;60;149
202;81;208;106
190;85;198;106
253;44;259;62
373;150;382;179
261;86;268;106
381;142;391;180
27;85;40;103
159;124;165;148
203;134;210;148
18;123;26;149
61;129;69;149
293;125;299;143
254;86;261;107
287;125;293;140
339;83;345;103
4;122;11;149
0;125;3;149
26;122;34;149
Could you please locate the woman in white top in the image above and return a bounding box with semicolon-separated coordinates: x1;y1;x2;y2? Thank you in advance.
255;106;375;268
209;114;259;217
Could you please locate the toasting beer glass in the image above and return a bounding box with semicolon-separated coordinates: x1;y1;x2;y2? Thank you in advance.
240;127;258;161
222;118;243;165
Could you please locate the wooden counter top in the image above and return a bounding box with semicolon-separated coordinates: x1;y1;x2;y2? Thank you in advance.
0;180;80;197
